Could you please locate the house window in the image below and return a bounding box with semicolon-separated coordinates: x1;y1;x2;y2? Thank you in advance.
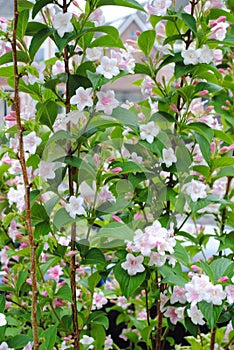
129;29;137;40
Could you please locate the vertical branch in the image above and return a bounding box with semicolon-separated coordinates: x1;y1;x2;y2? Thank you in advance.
63;1;80;348
210;328;216;350
12;1;39;349
155;278;164;350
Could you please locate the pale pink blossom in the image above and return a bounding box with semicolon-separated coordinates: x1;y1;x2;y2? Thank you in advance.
116;296;130;310
27;62;45;85
23;131;42;154
181;48;199;65
225;285;234;305
0;249;9;266
141;76;155;95
92;291;108;310
160;292;169;312
156;63;175;85
89;8;105;26
48;265;63;283
7;184;25;212
0;342;14;350
96;56;120;79
52;60;64;75
187;305;205;325
121;253;145;276
164;306;185;325
204;284;226;305
86;47;103;61
53;12;73;37
210;22;229;41
160;147;177;168
96;90;119;115
182;179;207;202
170;286;187;304
213;49;223;65
80;335;94;349
104;335;113;350
185;274;212;305
197;45;213;64
0;17;8;32
0;313;7;327
37;160;59;180
139;121;160;144
148;252;166;267
23;342;33;350
147;0;172;16
204;0;224;10
70;87;93;111
65;195;85;218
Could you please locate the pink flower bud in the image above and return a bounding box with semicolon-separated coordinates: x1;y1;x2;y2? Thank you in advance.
204;105;214;114
41;291;48;297
221;105;228;110
218;276;229;282
108;156;115;162
191;265;199;271
111;167;122;174
225;99;231;105
210;142;216;153
220;146;229;153
134;213;143;220
170;103;179;113
93;154;100;166
66;250;77;257
112;215;124;223
199;90;209;96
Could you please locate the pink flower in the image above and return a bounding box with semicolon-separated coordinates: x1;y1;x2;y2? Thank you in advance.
96;90;119;115
111;167;122;174
170;286;187;304
187;305;205;325
147;0;172;16
92;291;108;310
164;306;184;325
89;8;105;26
70;87;93;111
199;90;209;96
65;195;85;218
104;335;113;350
116;296;130;310
121;253;145;276
225;285;234;304
23;131;42;154
96;56;120;79
210;22;229;41
48;265;63;283
53;12;73;37
182;179;207;202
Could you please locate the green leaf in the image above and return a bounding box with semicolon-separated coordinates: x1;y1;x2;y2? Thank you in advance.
29;27;55;60
0;51;29;65
192;165;210;178
111;106;138;130
0;66;14;78
87;311;109;330
91;324;106;349
134;63;152;75
194;133;211;166
97;0;145;12
210;258;234;281
53;208;79;230
173;241;189;266
32;0;54;18
88;271;101;292
159;265;187;287
31;203;49;224
34;221;51;239
213;157;234;169
218;231;234;252
17;9;29;40
56;284;73;303
0;295;5;313
16;271;28;294
18;0;34;10
8;335;32;349
114;262;146;298
138;30;156;56
40;326;57;350
97;222;135;244
198;301;223;330
26;21;48;36
68;74;92;96
37;100;58;130
181;13;197;33
90;34;124;49
82;248;106;265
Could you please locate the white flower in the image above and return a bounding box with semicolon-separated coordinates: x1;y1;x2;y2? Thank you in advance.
53;12;73;38
96;56;120;79
92;291;108;310
23;131;42;154
156;63;175;85
148;252;166;267
181;48;199;65
70;87;93;111
197;45;213;64
187;305;205;325
7;184;25;212
89;8;105;26
80;335;94;349
0;313;7;326
182;179;207;202
104;335;113;350
28;62;45;84
65;196;85;218
96;90;119;115
160;147;177;167
121;253;145;276
139;121;160;144
211;22;229;41
147;0;172;16
86;47;103;61
203;284;226;305
37;161;58;180
225;285;234;305
0;342;14;350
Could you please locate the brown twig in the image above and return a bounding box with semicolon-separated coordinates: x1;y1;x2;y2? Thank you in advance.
210;328;216;350
12;1;39;349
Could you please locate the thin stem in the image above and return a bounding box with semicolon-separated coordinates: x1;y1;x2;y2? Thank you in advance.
224;334;234;350
210;328;216;350
12;1;39;349
145;288;155;350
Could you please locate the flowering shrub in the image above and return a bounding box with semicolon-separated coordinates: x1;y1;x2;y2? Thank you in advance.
0;0;234;349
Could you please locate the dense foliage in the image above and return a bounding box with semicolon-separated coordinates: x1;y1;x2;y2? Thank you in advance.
0;0;233;349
